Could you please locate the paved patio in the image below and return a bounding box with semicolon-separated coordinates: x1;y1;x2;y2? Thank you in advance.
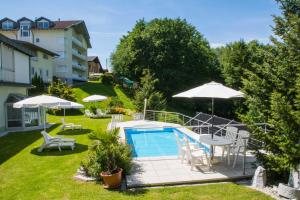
126;151;256;188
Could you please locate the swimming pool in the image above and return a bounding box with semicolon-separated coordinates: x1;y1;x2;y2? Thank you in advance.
125;127;209;158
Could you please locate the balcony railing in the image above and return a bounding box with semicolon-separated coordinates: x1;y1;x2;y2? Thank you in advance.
72;73;87;81
72;37;83;48
72;49;87;61
72;61;87;71
0;69;15;82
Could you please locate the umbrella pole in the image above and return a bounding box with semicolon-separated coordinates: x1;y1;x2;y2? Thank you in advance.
64;108;66;121
44;107;46;131
211;98;214;139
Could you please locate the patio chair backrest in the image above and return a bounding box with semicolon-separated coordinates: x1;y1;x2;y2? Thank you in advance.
183;137;192;162
225;126;238;142
96;109;103;115
41;131;52;144
236;130;250;148
174;132;182;149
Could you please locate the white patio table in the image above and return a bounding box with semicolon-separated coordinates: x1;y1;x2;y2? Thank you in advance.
199;134;233;165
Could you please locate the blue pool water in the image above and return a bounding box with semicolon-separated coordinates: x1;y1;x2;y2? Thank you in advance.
125;127;208;157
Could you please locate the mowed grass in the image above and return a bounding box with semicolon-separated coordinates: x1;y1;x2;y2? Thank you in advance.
0;81;273;200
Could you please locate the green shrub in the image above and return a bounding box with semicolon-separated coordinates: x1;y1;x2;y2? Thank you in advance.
47;78;76;101
107;107;127;115
134;69;166;111
29;73;45;95
81;129;132;177
101;73;113;85
108;97;124;108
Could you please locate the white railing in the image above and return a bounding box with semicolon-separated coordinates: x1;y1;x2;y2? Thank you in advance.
72;37;83;48
72;49;87;60
144;110;212;134
72;61;87;71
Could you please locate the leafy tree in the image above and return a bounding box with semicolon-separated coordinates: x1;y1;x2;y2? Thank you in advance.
134;69;166;111
218;40;268;90
111;18;220;98
29;73;44;95
241;0;300;179
47;78;76;101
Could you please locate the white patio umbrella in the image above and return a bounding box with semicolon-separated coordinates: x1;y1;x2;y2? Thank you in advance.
173;81;244;140
173;81;244;116
82;95;107;102
51;101;84;120
13;95;71;130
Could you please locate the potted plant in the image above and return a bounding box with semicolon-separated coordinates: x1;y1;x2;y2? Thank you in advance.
81;129;132;189
99;144;123;189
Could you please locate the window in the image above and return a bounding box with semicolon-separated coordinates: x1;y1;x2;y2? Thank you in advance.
43;54;48;59
31;67;35;75
37;21;49;29
20;22;31;37
2;20;13;30
36;38;40;43
46;70;49;77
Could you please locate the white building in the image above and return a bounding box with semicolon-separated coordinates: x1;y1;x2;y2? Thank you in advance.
0;33;44;131
0;17;91;84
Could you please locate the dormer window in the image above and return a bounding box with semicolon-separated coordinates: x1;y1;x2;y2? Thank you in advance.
20;21;31;37
37;21;49;29
2;20;13;30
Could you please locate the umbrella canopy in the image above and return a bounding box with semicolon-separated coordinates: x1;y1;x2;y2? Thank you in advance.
50;101;84;120
52;101;84;109
82;95;107;102
173;81;244;140
173;81;244;99
13;95;71;130
13;95;71;108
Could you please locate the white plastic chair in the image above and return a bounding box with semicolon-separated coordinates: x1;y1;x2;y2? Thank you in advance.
232;130;250;168
222;126;238;159
184;138;211;170
38;131;76;152
61;118;82;130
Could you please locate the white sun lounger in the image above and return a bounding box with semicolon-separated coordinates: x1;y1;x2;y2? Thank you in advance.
96;109;110;118
84;109;97;118
38;131;76;152
61;118;82;130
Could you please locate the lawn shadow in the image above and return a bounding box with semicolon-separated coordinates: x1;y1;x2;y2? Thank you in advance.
122;188;149;196
0;124;60;164
74;82;117;97
30;143;88;156
57;129;92;135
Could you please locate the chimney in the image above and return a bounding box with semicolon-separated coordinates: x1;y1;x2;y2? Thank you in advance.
58;18;60;21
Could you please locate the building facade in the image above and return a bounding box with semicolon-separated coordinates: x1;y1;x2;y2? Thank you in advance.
0;17;91;84
13;40;58;83
0;34;34;131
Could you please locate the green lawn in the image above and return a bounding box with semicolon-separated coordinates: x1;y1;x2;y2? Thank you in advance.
0;82;273;200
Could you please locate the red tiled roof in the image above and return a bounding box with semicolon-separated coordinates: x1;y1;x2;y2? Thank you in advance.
52;20;82;29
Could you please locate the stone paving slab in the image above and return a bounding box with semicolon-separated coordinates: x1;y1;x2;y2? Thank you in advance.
127;152;256;188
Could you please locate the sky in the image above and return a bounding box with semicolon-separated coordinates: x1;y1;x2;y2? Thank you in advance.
1;0;281;68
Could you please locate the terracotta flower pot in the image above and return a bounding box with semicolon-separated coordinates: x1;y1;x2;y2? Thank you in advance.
100;168;123;189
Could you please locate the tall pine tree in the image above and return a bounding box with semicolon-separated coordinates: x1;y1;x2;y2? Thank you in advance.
242;0;300;179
